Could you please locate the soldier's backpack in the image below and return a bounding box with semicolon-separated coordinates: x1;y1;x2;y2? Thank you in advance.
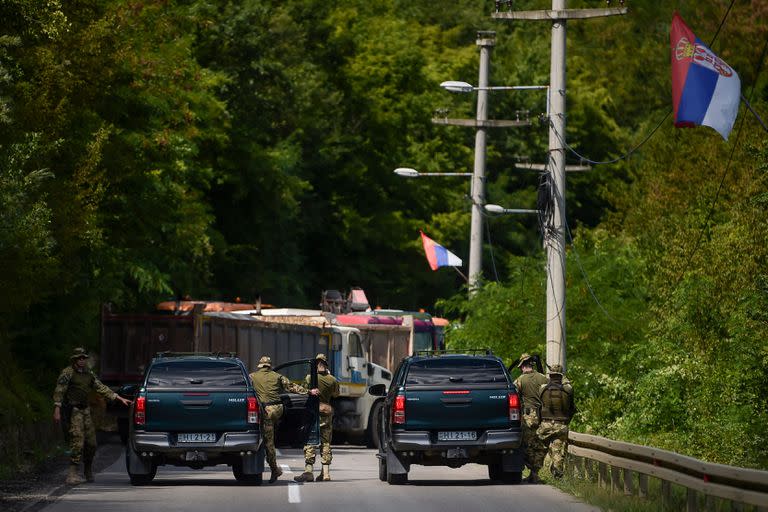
539;379;574;423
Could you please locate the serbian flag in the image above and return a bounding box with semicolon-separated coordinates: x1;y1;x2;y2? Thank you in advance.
420;231;462;271
671;12;740;140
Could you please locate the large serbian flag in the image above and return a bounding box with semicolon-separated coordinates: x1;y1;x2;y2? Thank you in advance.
671;12;741;140
420;231;462;271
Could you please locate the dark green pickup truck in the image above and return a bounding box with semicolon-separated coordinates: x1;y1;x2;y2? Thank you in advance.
373;351;524;484
125;354;319;485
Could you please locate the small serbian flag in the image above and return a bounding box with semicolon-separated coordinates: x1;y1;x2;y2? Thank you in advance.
420;231;462;271
671;12;741;140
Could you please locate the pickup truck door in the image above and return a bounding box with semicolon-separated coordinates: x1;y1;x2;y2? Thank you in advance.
273;359;320;447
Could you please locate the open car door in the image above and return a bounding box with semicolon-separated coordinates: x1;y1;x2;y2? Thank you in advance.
273;358;320;448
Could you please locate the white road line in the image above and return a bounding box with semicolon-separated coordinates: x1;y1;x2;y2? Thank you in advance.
282;464;301;504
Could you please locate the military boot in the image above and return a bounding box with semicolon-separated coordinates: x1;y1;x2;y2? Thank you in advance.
268;465;283;483
66;464;84;485
84;460;95;482
293;464;314;482
316;464;331;482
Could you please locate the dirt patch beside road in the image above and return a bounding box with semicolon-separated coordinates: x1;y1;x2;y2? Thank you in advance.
0;432;123;512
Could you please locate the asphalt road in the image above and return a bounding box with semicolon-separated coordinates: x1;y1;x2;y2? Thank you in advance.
39;446;598;512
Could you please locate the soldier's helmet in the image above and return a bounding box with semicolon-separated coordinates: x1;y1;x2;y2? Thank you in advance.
315;353;328;364
70;347;90;360
257;356;272;368
516;353;533;368
548;363;564;375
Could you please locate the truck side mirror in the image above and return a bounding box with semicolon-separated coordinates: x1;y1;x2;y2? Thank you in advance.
368;383;387;396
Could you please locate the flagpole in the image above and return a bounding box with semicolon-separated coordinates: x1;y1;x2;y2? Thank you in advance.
453;266;468;283
742;94;768;134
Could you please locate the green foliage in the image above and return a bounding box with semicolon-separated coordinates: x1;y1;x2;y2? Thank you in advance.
0;0;767;472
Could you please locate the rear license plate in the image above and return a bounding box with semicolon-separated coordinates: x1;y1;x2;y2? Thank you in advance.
177;433;216;443
438;431;477;441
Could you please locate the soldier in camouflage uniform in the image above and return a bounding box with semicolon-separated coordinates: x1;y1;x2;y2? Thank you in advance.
53;348;132;485
250;355;317;483
294;353;340;483
536;364;574;479
513;353;548;484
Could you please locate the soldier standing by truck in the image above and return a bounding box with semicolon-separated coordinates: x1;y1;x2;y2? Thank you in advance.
53;348;132;485
250;355;318;483
513;353;548;484
536;364;575;479
295;353;339;482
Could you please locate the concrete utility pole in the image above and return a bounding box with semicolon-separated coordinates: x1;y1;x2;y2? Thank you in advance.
468;32;492;295
433;31;530;297
493;2;627;370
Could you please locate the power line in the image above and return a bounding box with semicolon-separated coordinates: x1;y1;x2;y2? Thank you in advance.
677;33;768;280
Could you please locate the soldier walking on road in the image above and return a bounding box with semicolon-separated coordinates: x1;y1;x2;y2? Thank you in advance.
295;353;340;483
250;355;318;483
53;347;132;485
536;364;575;479
513;353;548;484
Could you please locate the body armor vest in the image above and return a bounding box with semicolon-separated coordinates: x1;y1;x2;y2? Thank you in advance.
539;380;573;422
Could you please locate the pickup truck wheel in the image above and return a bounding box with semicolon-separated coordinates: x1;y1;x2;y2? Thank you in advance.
378;457;387;481
125;445;156;485
365;401;383;449
386;466;408;485
500;470;522;484
232;461;263;485
129;471;156;486
117;418;128;445
488;463;502;481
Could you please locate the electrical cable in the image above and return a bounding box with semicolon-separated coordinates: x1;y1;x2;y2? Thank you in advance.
564;220;619;323
677;34;768;281
547;0;737;167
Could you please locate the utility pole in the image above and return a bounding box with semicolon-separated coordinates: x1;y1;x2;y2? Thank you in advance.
493;2;627;370
433;31;530;296
469;32;492;295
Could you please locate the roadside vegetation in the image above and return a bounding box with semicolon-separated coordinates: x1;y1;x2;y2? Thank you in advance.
0;0;766;478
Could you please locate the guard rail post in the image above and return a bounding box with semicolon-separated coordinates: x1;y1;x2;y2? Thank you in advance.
567;431;768;510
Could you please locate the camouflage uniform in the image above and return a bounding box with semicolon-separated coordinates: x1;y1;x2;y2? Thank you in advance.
53;348;119;484
536;365;574;479
302;361;339;468
249;356;309;483
513;354;548;481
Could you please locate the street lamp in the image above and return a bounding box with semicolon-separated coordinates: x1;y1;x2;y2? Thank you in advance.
394;167;473;178
484;204;540;215
440;81;551;118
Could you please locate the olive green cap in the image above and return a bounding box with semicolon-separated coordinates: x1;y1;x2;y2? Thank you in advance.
548;363;564;375
517;353;533;368
70;347;90;360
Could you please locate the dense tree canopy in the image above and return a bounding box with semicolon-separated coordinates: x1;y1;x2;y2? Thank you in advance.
0;0;766;468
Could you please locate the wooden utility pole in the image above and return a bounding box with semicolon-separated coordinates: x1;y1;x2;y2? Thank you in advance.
493;2;627;371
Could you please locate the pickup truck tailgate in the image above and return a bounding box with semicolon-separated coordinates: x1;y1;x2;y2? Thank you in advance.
404;387;511;430
402;357;513;430
142;359;252;433
145;389;251;432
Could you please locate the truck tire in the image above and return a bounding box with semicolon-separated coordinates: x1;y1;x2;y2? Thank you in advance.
500;470;522;484
386;468;408;485
365;401;383;449
378;457;387;481
232;461;263;485
117;418;128;445
488;463;502;481
125;445;156;485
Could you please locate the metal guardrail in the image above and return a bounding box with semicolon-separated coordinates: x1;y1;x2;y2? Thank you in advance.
567;431;768;511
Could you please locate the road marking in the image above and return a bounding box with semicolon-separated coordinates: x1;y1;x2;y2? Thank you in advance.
282;464;301;503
